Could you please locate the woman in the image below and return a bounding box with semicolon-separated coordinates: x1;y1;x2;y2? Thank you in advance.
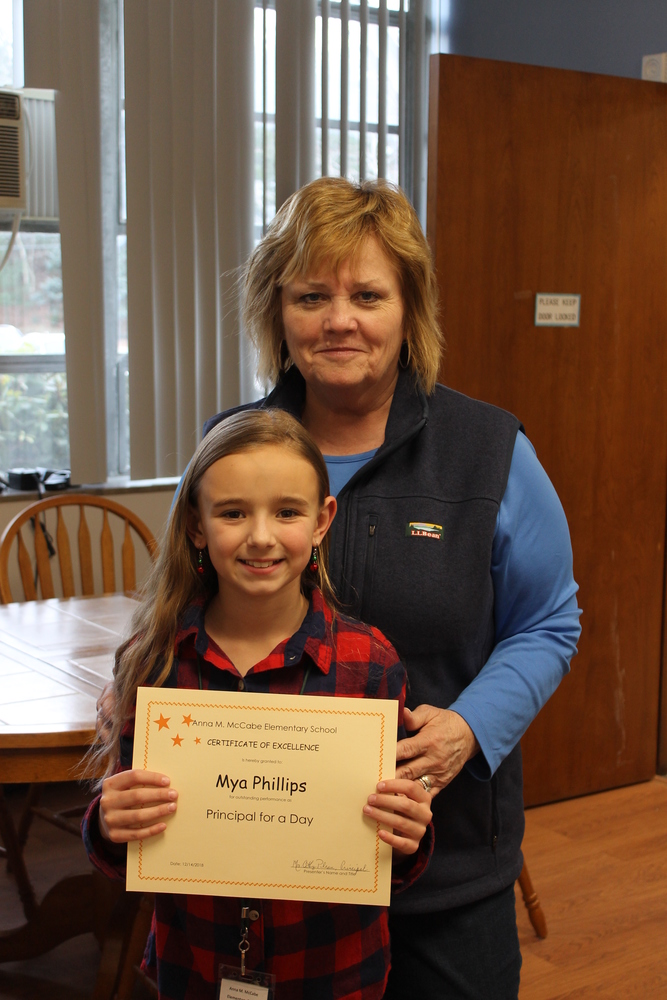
100;176;581;998
204;176;581;997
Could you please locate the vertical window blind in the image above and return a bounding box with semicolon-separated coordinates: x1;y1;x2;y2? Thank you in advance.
254;0;426;239
25;0;430;482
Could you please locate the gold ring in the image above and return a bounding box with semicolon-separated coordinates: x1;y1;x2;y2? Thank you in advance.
418;774;432;793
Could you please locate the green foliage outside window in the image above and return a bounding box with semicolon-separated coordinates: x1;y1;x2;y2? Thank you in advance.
0;233;64;332
0;231;69;473
0;371;69;471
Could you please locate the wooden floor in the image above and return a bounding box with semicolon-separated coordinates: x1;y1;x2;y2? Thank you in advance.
516;776;667;999
0;783;100;1000
0;778;666;998
0;783;149;1000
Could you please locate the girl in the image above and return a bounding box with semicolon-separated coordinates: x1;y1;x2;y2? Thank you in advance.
83;409;432;1000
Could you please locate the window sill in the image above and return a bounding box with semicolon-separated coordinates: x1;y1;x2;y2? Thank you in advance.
0;477;181;503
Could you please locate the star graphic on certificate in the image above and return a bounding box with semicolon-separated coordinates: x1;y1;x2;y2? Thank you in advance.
182;714;193;726
194;737;201;745
154;714;170;731
172;734;183;747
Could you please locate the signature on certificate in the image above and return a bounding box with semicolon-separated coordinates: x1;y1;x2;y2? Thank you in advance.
292;859;369;875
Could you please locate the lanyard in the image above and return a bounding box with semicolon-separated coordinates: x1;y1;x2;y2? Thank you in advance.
196;652;311;971
238;906;251;975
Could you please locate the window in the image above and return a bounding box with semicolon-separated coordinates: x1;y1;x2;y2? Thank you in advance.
0;0;23;90
0;1;69;474
116;0;129;475
314;0;403;184
254;4;277;237
0;231;68;472
7;2;427;483
253;0;418;240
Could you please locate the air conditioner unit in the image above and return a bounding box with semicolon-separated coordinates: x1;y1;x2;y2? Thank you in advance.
0;90;26;216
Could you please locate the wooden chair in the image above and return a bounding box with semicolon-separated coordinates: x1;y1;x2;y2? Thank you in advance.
0;494;159;998
0;493;157;603
518;859;548;938
0;493;157;848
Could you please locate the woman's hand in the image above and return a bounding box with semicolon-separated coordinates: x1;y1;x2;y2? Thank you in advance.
395;705;480;796
363;777;432;857
99;769;178;844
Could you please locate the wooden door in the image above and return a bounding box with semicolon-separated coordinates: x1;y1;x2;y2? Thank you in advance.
427;54;667;805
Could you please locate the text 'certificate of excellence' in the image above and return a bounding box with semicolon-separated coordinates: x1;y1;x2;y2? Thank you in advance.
126;687;399;905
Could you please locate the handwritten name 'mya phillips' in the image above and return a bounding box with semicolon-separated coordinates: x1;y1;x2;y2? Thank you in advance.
207;773;313;827
216;773;307;795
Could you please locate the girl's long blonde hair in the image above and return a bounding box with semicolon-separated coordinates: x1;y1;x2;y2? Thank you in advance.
95;409;337;777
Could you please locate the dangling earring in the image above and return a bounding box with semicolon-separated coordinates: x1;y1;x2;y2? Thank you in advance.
279;340;291;371
308;546;319;574
197;549;205;575
399;340;411;369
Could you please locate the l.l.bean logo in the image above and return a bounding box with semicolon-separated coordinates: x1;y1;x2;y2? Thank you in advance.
405;521;443;540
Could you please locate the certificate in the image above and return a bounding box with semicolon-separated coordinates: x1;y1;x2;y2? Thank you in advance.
126;687;398;905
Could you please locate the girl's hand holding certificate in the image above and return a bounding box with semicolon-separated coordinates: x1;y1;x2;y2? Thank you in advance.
98;769;178;843
364;776;432;858
99;769;432;859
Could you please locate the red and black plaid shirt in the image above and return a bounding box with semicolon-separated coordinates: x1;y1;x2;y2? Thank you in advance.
83;589;432;1000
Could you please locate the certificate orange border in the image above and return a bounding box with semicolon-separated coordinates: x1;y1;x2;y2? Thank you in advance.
135;697;389;897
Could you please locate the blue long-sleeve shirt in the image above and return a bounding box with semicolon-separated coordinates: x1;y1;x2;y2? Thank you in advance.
324;430;581;780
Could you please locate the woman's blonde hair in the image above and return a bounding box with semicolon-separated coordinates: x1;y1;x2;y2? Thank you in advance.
95;409;336;777
243;176;443;393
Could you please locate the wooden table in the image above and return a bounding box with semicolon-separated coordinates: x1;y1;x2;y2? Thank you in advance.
0;594;137;978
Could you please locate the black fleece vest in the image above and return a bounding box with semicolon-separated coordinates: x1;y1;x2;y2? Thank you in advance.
204;367;523;912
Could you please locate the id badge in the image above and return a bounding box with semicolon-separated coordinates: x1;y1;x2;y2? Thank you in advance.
218;964;276;1000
